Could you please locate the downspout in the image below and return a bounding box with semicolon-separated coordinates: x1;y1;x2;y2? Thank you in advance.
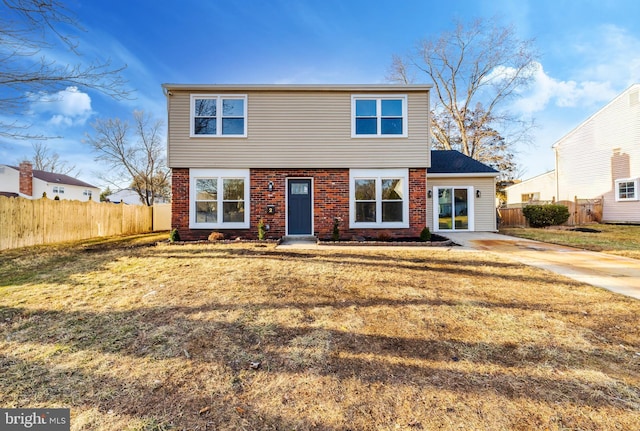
555;146;559;202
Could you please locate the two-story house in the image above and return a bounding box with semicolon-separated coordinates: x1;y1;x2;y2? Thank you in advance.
505;84;640;223
0;162;99;202
163;84;498;240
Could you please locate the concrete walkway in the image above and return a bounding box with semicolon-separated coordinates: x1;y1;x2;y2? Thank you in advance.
445;232;640;300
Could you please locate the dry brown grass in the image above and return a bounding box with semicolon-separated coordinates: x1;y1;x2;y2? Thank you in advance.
501;224;640;260
1;234;639;430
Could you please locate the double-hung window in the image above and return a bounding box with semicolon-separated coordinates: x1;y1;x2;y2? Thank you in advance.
615;178;639;201
190;169;250;228
352;95;407;137
350;169;409;228
191;95;247;137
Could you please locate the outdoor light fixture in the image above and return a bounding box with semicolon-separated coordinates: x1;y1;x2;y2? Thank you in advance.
427;190;432;198
476;190;481;198
268;181;274;192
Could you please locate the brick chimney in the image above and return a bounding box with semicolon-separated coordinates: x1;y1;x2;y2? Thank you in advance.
19;161;33;197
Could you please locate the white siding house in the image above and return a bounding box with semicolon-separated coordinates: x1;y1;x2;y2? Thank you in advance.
504;171;556;206
0;162;100;202
505;84;640;223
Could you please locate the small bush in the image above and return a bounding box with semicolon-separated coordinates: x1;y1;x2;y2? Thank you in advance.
169;228;180;242
208;231;225;241
332;216;343;241
420;226;431;241
376;231;392;241
522;204;570;228
258;218;266;240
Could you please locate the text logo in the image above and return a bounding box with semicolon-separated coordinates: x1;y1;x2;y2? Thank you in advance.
0;409;70;431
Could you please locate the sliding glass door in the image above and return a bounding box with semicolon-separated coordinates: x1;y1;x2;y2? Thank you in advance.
435;187;473;231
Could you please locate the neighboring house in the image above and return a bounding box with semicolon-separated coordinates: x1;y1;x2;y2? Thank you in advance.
504;171;556;206
505;84;640;223
163;84;499;240
0;162;100;202
106;188;169;205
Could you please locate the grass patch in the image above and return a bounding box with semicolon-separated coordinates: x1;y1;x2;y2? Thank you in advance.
1;235;639;430
500;224;640;260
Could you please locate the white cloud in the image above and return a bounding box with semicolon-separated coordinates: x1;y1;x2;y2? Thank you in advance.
511;62;618;115
28;86;93;127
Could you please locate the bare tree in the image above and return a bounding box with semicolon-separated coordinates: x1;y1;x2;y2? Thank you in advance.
388;17;538;178
0;0;129;139
21;142;78;175
84;111;170;206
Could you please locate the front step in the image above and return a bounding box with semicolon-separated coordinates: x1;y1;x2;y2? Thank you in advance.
279;235;318;245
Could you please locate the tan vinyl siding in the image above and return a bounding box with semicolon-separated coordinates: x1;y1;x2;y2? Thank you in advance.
427;176;497;232
167;88;430;168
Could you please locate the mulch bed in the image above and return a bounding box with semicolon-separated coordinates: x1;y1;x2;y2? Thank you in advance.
318;234;455;246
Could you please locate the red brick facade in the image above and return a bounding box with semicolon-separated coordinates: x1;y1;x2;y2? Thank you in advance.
19;161;33;197
171;168;427;241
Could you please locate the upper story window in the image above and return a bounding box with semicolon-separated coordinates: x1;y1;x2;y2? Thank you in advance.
352;95;407;137
615;178;638;201
191;95;247;137
53;186;64;194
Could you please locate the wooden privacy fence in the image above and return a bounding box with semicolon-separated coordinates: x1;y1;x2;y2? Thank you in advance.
499;198;603;228
0;196;155;250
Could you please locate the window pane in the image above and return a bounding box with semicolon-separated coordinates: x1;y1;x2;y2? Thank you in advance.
223;202;245;222
196;179;217;200
223;179;244;200
382;179;403;200
356;202;376;222
222;99;244;116
454;189;469;229
355;99;376;116
291;183;309;195
194;118;216;135
222;118;244;135
355;179;376;200
195;99;216;116
619;182;635;199
355;118;377;134
196;202;217;223
382;202;403;222
381;118;403;134
381;99;402;116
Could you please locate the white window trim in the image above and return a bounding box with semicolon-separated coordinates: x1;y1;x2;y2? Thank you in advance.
351;94;408;138
190;94;248;138
432;186;475;232
349;168;409;229
615;178;639;202
189;169;250;229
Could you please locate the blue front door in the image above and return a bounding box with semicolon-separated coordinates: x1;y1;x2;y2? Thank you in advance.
288;179;312;235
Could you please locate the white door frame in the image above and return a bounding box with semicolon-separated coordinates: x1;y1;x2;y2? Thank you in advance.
432;186;475;232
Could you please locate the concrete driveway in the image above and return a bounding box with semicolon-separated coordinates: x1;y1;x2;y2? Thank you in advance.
445;232;640;300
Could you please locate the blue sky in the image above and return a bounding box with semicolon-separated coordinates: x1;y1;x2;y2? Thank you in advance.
2;0;640;188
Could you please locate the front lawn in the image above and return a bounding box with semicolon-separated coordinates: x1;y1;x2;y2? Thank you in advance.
500;224;640;260
1;235;638;430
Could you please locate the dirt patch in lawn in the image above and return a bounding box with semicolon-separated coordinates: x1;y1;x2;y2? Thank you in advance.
1;235;639;430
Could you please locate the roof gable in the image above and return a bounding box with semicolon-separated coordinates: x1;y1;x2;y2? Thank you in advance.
6;165;98;188
552;83;640;149
428;150;499;175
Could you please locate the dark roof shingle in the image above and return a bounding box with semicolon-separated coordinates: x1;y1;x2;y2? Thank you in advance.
428;150;499;174
7;165;98;188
